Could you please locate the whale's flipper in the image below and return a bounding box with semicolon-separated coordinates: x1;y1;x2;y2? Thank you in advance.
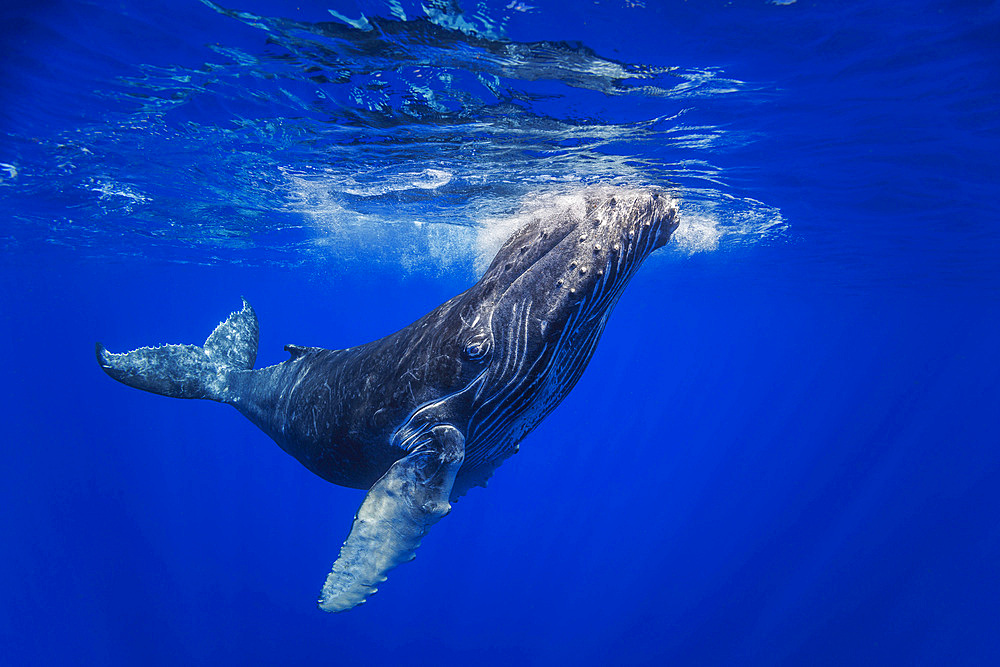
96;299;259;401
319;424;465;612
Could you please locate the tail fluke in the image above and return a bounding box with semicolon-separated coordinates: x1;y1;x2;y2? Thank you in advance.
96;299;259;401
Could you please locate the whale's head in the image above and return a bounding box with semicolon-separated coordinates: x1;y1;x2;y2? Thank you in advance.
481;189;679;338
454;189;680;472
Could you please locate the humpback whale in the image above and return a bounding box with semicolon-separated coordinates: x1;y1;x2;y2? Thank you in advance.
97;189;680;612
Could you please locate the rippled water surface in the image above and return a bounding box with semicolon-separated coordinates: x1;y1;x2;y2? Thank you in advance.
4;0;791;270
2;1;999;665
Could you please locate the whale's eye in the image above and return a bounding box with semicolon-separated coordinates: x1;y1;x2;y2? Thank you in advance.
463;334;491;362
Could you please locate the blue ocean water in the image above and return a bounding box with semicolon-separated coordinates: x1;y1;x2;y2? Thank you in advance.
2;0;998;664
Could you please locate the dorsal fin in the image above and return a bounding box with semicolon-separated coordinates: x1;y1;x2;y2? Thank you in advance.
284;343;322;359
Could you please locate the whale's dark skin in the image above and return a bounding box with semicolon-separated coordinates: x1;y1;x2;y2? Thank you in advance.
97;189;680;611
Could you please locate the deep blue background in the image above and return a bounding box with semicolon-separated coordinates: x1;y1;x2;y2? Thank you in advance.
2;1;999;665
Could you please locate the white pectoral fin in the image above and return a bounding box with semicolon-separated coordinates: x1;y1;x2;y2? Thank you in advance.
318;425;465;613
